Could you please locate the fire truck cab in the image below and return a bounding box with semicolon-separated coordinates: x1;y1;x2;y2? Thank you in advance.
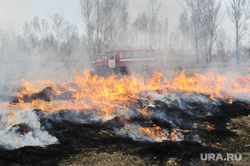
91;49;158;75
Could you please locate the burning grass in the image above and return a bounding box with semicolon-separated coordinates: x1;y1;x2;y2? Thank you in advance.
0;68;249;165
5;68;250;111
2;69;250;144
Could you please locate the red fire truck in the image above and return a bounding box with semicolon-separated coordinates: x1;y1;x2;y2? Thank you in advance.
91;49;158;75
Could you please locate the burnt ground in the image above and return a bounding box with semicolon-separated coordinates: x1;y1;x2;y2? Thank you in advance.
0;100;249;166
0;121;218;166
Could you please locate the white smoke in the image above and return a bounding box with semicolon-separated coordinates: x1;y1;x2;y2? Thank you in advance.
116;124;184;142
0;106;58;150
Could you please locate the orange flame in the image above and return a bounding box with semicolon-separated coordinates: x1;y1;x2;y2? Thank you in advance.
3;69;250;114
139;125;168;141
203;122;214;131
2;68;249;130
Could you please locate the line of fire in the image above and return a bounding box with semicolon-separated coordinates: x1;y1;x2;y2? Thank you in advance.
0;49;249;165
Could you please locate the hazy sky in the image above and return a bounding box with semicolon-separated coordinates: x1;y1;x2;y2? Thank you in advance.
0;0;180;35
0;0;82;34
0;0;239;43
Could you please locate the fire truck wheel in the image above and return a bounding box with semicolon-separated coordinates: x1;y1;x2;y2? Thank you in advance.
119;67;128;75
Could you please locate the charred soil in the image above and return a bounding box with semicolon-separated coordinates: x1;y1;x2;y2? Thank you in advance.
0;100;249;166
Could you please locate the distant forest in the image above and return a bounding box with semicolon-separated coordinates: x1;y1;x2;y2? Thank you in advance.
0;0;250;65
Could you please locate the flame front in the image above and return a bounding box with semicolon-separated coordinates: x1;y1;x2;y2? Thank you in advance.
2;68;250;142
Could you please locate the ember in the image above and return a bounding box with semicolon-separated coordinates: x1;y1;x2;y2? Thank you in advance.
11;123;31;135
203;122;214;131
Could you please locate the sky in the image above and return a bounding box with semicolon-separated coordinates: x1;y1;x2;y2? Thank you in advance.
0;0;242;44
0;0;82;34
0;0;180;35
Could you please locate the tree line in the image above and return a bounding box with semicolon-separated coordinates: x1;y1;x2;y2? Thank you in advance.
175;0;250;64
0;0;250;65
0;14;81;62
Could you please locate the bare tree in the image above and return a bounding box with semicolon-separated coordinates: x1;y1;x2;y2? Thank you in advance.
79;0;130;59
179;0;222;64
94;0;104;58
147;0;161;49
102;0;121;50
63;21;79;59
200;0;221;63
226;0;250;64
24;16;42;50
23;22;35;50
80;0;94;60
51;13;65;58
31;16;41;34
216;28;227;61
51;13;65;41
117;0;129;48
179;10;190;57
41;19;49;39
132;12;149;48
180;0;202;64
40;19;49;53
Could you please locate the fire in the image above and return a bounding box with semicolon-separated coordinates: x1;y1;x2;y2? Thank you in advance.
138;124;182;142
8;112;16;117
170;129;182;141
203;122;214;131
2;68;250;142
117;115;126;123
20;128;31;135
139;125;168;141
138;107;150;116
216;142;222;146
209;142;222;147
3;68;250;115
5;68;249;112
